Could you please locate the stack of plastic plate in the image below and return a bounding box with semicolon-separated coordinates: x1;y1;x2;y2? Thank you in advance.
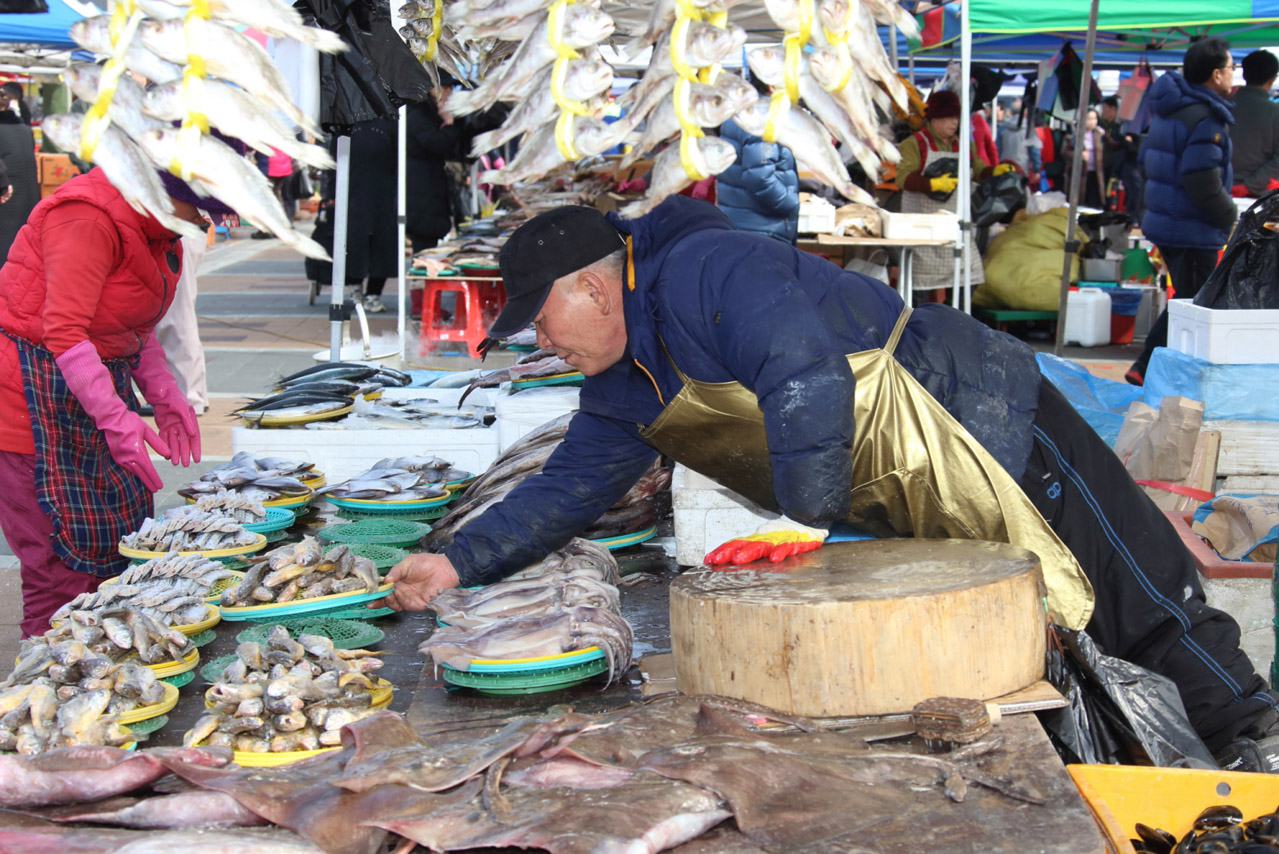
118;533;269;565
439;647;609;695
317;519;430;549
235;617;384;650
242;506;296;543
145;646;200;678
325;492;451;519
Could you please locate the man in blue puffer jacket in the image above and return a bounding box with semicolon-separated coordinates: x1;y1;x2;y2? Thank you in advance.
387;197;1279;772
715;117;799;244
1129;37;1237;384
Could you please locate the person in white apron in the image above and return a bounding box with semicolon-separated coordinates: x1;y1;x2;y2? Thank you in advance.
895;90;1018;289
386;198;1279;771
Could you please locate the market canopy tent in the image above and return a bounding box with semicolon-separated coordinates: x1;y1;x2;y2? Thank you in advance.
0;0;85;49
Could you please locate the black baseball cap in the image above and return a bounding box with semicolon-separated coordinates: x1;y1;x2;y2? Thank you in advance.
488;206;625;340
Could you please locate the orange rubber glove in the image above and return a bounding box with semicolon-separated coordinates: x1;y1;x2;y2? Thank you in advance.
704;517;829;566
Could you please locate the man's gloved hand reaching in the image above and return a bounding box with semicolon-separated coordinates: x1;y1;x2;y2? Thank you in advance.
704;517;830;566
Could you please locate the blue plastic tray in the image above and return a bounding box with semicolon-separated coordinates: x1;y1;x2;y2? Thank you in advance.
241;506;296;534
591;526;657;551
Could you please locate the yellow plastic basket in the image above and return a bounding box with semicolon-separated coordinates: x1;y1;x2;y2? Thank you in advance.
1068;764;1279;854
118;533;268;561
116;681;180;725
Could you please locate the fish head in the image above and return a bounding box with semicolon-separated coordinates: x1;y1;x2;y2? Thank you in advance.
566;57;615;102
731;96;771;137
687;83;742;129
39;113;83;153
135;127;180;165
142;82;185;121
818;0;851;33
574;117;619;156
746;47;785;87
68;15;108;51
807;47;842;87
712;73;761;118
563;5;615;47
685;21;736;64
700;136;738;175
61;63;101;102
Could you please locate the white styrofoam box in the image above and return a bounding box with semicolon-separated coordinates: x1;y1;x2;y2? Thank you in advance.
231;425;500;483
1168;299;1279;365
494;385;580;453
380;386;496;407
797;198;836;234
879;210;960;242
672;464;779;566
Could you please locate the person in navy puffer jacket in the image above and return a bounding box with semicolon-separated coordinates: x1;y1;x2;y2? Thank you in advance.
1129;37;1237;384
715;114;799;245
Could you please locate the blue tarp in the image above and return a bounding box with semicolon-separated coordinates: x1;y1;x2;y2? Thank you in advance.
1144;349;1279;422
0;0;84;50
1037;353;1144;447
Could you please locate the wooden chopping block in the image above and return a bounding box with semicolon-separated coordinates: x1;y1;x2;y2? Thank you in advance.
669;540;1047;717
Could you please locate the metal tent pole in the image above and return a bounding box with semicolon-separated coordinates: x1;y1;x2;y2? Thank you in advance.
956;1;972;312
889;24;899;69
397;105;407;362
329;134;351;362
1054;0;1101;356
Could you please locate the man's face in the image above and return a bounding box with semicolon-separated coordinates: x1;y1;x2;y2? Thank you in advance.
1101;103;1117;122
533;271;628;377
1209;53;1236;96
930;116;960;140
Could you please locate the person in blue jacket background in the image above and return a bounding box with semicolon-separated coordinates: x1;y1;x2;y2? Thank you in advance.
715;83;799;244
1128;37;1236;385
386;197;1279;773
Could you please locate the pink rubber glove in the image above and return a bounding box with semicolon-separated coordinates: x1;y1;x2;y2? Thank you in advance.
131;333;200;467
55;340;170;492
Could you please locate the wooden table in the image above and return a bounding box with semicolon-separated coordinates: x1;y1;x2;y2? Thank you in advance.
801;234;962;308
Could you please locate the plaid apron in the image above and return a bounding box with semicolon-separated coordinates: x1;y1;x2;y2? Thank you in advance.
8;333;151;578
901;130;985;289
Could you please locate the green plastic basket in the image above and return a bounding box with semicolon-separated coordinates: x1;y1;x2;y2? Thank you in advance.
200;654;236;683
337;505;449;523
241;506;296;534
235;618;384;650
345;543;408;571
188;629;216;648
323;605;395;620
158;670;193;689
440;658;609;695
125;714;169;737
317;519;430;548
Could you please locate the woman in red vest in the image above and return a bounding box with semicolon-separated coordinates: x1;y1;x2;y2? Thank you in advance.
0;167;234;636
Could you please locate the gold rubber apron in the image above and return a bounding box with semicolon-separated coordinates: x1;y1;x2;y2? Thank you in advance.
639;306;1094;630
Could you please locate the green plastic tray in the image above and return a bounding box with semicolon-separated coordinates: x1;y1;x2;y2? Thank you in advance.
125;714;169;737
317;519;430;548
592;526;658;551
200;654;236;683
510;372;584;390
441;658;608;694
188;629;216;648
345;543;408;570
337;505;449;523
217;585;393;622
159;670;193;689
235;618;384;650
324;605;395;620
241;506;296;534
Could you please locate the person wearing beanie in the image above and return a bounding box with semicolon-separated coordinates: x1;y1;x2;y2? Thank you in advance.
0;165;235;636
1231;49;1279;196
893;89;1017;290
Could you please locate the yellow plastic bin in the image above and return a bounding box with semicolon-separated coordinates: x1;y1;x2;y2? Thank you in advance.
1068;764;1279;853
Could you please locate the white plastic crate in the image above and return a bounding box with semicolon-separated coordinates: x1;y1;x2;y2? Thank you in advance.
231;424;500;483
671;464;779;566
1167;299;1279;365
879;210;960;241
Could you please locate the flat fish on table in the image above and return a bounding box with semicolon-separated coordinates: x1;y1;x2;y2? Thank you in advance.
0;745;231;809
30;790;269;829
0;814;327;854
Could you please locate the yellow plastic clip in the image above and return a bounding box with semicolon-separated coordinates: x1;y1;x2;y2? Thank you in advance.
423;0;442;61
818;42;853;93
669;15;696;80
672;77;704;136
168;122;203;180
794;0;813;47
554;111;580;161
546;0;580;61
79;4;144;162
782;34;802;104
673;0;703;21
678;132;708;181
550;56;590;115
762;89;789;143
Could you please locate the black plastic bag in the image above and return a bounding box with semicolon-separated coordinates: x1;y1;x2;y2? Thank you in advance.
922;156;958;202
972;171;1027;226
1195;189;1279;310
295;0;436;135
1077;211;1131;258
1038;628;1216;768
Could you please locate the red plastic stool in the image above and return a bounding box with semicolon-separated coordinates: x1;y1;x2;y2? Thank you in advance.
417;279;506;357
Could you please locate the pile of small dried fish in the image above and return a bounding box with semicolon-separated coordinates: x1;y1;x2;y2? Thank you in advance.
318;457;467;501
0;644;166;754
422;538;633;681
180;452;315;503
119;511;258;554
236;362;413;425
20;599;195;673
304;396;494;430
187;628;384;753
167;492;267;524
54;0;344;256
426;413;672;550
113;552;234;589
219;539;381;608
51;583;213;632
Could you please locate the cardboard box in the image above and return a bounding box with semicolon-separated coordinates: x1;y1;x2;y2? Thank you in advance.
880;210;960;241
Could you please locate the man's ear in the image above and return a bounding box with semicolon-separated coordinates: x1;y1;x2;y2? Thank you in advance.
578;271;619;316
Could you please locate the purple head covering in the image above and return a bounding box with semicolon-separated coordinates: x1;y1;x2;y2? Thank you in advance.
157;127;250;215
